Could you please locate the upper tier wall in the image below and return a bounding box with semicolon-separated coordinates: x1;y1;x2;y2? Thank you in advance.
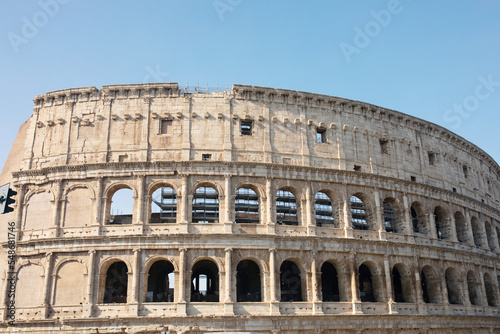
19;83;500;207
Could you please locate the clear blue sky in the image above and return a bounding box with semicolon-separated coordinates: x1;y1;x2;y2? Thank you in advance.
1;0;499;171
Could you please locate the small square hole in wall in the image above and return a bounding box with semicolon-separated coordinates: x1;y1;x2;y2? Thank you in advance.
316;128;326;143
202;154;211;161
240;120;253;136
411;176;416;182
453;188;457;193
118;154;127;162
354;165;361;172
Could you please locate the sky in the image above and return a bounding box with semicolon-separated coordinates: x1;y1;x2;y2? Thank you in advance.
1;0;500;173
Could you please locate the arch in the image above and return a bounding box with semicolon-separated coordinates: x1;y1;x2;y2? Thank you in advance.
358;263;376;302
445;267;463;305
53;257;88;276
107;187;134;225
315;191;335;227
410;201;426;234
321;261;340;302
350;194;369;230
192;186;219;223
53;260;86;305
235;187;260;224
454;211;468;243
64;183;96;199
191;259;220;302
151;186;177;224
236;260;262;302
16;263;44;308
63;186;93;228
103;261;129;303
24;191;52;231
421;265;441;304
485;221;496;250
392;263;414;303
276;188;298;226
434;206;449;240
280;260;303;302
483;272;497;306
146;260;175;302
466;270;482;306
383;198;401;233
471;217;484;247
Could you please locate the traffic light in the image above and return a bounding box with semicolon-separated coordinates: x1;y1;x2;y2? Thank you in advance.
0;183;17;214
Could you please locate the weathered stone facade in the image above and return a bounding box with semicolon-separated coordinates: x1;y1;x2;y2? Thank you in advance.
0;83;499;333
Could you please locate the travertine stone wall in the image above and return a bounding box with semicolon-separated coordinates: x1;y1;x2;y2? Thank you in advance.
0;83;499;334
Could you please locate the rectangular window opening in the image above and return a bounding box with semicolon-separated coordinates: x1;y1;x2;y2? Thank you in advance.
240;120;253;136
411;176;416;182
160;119;172;134
316;128;326;143
202;154;211;161
354;165;361;172
380;139;389;154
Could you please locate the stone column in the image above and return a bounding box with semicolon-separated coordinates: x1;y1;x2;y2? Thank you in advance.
177;248;187;316
92;177;104;235
428;213;437;240
134;175;146;234
84;250;96;317
402;194;413;238
131;249;141;304
439;262;450;314
311;250;323;314
448;209;458;243
269;248;279;315
180;175;189;233
349;251;362;314
305;183;315;236
489;219;500;251
224;175;233;233
342;184;352;238
224;248;234;315
14;184;25;242
266;178;275;235
42;252;54;318
50;181;63;238
373;191;385;239
464;209;475;246
384;255;396;314
412;257;426;315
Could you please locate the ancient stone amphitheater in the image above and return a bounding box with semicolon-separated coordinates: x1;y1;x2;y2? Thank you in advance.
0;83;499;334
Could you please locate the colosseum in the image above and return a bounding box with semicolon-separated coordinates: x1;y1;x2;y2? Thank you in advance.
0;82;499;334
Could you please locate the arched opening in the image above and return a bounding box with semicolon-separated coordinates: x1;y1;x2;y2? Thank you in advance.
280;260;303;302
445;268;463;305
484;273;497;306
191;260;219;302
151;187;177;223
103;261;128;303
236;260;262;302
471;217;484;247
351;195;368;230
146;260;175;302
434;206;449;240
383;199;398;233
467;271;482;306
411;202;425;234
276;189;298;226
235;188;260;224
485;221;496;250
108;188;134;225
321;262;340;302
359;264;376;302
315;191;335;227
192;186;219;223
454;211;468;243
421;266;440;304
392;267;404;302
